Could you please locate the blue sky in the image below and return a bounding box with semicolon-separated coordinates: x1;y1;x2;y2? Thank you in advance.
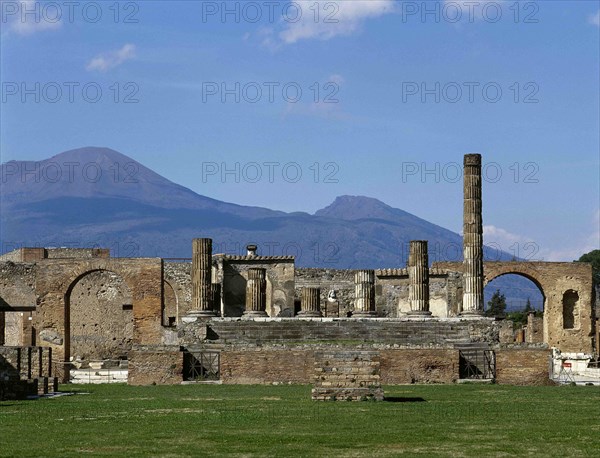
1;0;599;261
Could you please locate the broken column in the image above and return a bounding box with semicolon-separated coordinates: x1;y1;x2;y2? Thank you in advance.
190;238;215;316
299;287;323;317
408;240;432;317
462;153;484;316
243;268;268;317
353;270;376;317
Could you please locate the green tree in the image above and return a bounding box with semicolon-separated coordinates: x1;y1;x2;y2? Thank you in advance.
486;289;506;318
575;249;600;287
506;297;541;326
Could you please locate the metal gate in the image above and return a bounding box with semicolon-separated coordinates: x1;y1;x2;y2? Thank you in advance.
183;351;220;381
459;349;495;380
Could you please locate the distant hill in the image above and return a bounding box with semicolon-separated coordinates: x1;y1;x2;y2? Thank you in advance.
0;147;543;310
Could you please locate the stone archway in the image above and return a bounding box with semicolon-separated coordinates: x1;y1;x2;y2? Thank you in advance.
482;262;594;352
433;260;594;352
65;269;133;363
484;272;546;344
163;280;178;327
484;272;546;310
19;257;163;381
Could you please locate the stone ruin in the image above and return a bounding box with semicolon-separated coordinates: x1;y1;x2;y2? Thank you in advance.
0;346;57;400
312;351;384;401
0;154;597;400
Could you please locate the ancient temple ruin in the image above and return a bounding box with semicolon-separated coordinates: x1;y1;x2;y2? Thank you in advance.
1;154;597;399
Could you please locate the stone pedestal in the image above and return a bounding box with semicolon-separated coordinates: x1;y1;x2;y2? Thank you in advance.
407;240;432;317
243;268;268;317
312;351;384;401
461;154;484;316
299;287;322;317
190;238;215;317
353;270;376;317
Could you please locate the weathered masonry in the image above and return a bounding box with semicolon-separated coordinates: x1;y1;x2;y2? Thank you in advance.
0;154;597;391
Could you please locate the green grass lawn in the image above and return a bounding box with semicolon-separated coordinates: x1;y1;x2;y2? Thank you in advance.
1;384;598;457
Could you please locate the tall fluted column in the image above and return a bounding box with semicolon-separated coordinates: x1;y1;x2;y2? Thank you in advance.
243;268;268;317
299;287;322;317
353;270;376;317
462;154;484;316
408;240;432;317
191;238;215;316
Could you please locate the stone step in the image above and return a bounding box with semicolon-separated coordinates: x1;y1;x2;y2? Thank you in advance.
455;343;492;350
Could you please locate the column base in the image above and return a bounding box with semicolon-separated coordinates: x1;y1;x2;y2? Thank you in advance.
352;311;377;318
459;310;484;318
407;310;433;318
297;311;323;318
242;310;268;318
188;310;217;318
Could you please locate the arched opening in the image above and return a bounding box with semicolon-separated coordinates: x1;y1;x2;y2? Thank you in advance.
484;273;545;343
562;289;579;330
65;270;133;365
162;281;178;327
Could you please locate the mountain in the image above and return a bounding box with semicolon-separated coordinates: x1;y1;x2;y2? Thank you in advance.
0;147;541;309
0;147;281;218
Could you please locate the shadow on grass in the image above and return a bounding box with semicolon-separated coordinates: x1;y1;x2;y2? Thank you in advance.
384;397;426;403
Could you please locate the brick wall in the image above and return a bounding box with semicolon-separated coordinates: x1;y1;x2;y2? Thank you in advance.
220;349;313;384
0;261;37;309
380;349;459;384
128;347;183;385
526;315;544;344
0;247;109;262
164;262;192;320
495;349;552;385
219;347;460;386
312;351;384;401
126;345;552;387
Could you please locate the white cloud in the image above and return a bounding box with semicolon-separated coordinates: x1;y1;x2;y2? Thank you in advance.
589;10;600;27
484;225;530;247
256;26;279;51
1;1;62;36
253;0;394;48
86;44;136;72
485;210;600;262
483;225;536;259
